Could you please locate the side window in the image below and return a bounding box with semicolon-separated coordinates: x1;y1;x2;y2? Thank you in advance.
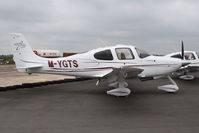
115;48;134;60
94;49;113;60
184;53;196;60
171;54;182;59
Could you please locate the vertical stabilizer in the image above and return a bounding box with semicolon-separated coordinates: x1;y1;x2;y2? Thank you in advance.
9;33;42;72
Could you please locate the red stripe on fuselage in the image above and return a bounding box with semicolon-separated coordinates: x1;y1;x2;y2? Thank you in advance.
49;64;178;71
89;64;178;70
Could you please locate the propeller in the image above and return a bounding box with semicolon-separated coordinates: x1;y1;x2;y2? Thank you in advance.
181;41;190;67
181;41;184;60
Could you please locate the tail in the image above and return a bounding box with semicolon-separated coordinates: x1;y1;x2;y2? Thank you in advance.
9;33;42;73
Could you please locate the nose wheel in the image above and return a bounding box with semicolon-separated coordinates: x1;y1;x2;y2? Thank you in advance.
158;75;179;93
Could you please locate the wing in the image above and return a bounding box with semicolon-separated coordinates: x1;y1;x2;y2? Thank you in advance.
188;64;199;71
180;64;199;72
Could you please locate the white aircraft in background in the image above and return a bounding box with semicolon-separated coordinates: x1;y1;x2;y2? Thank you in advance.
165;42;199;80
9;33;186;96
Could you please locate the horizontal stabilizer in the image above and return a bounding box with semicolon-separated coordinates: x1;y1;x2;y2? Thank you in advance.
17;64;43;69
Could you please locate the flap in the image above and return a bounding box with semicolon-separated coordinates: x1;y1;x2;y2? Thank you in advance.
104;67;143;78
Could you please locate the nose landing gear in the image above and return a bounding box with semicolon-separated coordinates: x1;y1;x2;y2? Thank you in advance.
158;75;179;93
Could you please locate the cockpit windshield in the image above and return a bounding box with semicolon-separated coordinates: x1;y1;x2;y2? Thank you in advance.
135;48;150;58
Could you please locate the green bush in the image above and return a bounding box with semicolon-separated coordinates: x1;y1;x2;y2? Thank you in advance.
0;55;14;64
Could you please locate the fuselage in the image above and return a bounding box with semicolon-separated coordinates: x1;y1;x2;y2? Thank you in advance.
27;45;182;78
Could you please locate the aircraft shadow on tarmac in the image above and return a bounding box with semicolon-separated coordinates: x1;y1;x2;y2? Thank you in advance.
69;77;197;96
1;76;198;97
43;78;196;96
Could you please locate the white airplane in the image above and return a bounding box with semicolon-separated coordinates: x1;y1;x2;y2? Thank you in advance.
165;43;199;80
9;33;186;96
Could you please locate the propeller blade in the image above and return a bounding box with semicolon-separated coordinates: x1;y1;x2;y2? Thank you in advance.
181;41;184;60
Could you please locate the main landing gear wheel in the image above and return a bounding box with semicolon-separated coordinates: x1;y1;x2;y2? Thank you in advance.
107;87;131;97
107;75;131;97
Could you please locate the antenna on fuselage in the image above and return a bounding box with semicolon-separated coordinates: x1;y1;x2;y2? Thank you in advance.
98;39;108;47
181;41;184;60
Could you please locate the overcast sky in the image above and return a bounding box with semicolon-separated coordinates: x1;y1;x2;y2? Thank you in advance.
1;0;199;55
